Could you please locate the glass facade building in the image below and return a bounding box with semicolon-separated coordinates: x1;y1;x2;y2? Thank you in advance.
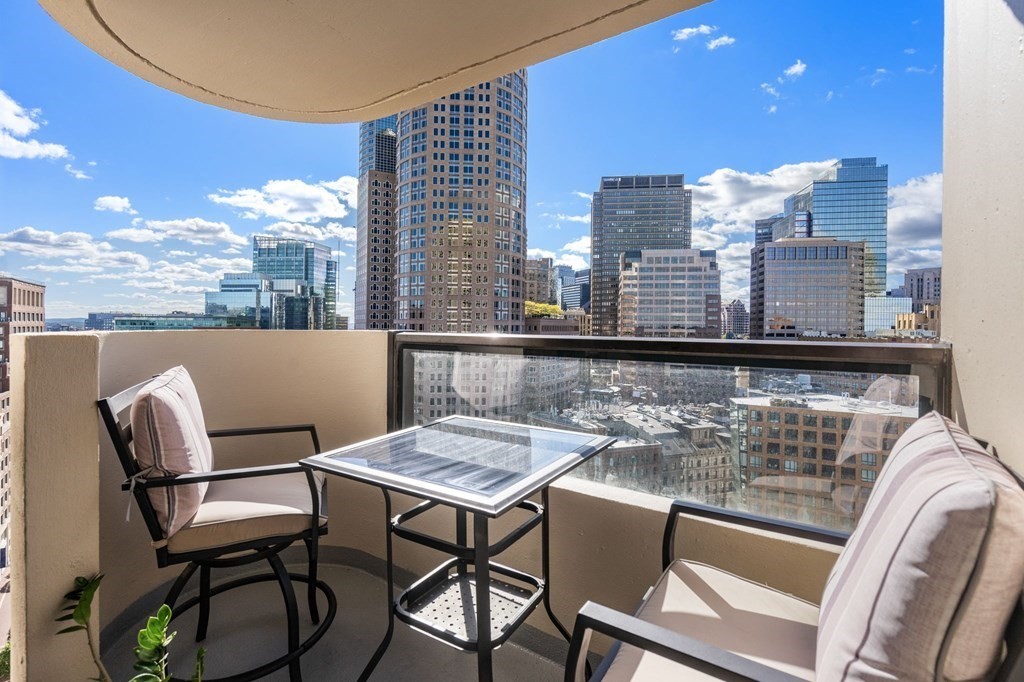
781;157;888;296
392;70;528;333
251;235;337;330
358;115;398;177
590;174;692;337
749;238;865;339
864;294;913;337
205;273;274;328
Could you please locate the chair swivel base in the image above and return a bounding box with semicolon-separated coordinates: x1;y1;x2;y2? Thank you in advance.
166;570;337;682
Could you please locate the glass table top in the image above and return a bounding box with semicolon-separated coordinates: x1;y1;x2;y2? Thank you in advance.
302;416;616;515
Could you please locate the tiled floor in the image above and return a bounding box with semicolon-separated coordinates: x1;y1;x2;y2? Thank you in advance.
104;564;564;681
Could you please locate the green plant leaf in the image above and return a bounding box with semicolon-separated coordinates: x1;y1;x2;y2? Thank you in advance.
128;674;162;682
191;647;206;682
157;604;172;627
55;613;75;622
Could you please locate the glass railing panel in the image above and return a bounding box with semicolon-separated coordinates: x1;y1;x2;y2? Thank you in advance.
399;347;929;531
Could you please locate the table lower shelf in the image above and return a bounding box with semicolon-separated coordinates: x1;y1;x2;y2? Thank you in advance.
395;558;544;651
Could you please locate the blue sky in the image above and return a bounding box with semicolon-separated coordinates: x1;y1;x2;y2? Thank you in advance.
0;0;943;318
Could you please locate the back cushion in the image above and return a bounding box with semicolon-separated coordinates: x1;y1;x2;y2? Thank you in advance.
130;366;214;538
817;411;1024;681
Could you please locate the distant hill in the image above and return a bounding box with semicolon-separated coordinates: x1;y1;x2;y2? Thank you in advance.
45;318;86;329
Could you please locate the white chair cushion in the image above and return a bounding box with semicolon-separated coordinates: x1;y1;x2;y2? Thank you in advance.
603;560;818;681
167;471;326;554
130;366;214;538
817;412;1024;681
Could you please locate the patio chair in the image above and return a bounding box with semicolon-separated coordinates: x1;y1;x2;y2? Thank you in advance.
98;366;337;682
566;411;1024;681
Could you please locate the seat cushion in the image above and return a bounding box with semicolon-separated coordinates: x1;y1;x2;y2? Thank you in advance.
817;412;1024;681
167;471;326;554
130;366;214;538
603;560;818;681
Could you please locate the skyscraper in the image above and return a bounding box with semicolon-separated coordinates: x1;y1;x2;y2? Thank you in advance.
779;157;888;295
749;238;865;339
392;70;528;333
590;174;692;336
904;267;941;312
722;299;750;337
525;257;555;303
354;116;398;330
616;249;720;338
251;235;337;330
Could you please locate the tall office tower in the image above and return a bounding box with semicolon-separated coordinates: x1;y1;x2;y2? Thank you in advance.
616;249;720;338
722;299;750;337
393;70;528;333
525;257;555;303
205;273;275;328
904;267;941;312
0;275;45;568
355;116;398;330
754;217;780;246
590;174;692;336
864;293;913;337
783;157;888;295
553;264;575;307
749;238;865;339
251;235;337;330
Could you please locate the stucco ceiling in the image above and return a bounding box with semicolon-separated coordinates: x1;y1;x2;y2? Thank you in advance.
39;0;710;123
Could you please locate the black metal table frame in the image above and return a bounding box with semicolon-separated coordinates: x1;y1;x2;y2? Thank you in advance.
353;484;578;682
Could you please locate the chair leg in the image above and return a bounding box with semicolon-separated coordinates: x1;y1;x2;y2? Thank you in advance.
268;552;302;682
196;564;211;642
164;562;198;610
304;536;320;624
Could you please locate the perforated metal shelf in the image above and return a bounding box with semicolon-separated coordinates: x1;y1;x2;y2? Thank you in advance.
396;559;544;650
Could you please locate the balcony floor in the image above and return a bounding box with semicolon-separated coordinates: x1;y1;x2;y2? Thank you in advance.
103;563;564;681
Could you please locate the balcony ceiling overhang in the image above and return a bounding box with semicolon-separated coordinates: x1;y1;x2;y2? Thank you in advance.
38;0;710;123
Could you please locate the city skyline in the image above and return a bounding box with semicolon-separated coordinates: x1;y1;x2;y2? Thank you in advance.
0;0;942;319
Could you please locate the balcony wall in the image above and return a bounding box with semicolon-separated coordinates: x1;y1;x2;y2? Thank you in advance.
11;330;842;681
943;0;1024;471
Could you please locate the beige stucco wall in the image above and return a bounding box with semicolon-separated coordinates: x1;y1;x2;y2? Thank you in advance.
11;334;101;682
13;329;841;679
944;0;1024;468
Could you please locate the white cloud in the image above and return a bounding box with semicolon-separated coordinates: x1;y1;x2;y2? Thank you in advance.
345;265;355;272
826;90;834;102
906;65;937;75
766;104;778;114
562;235;591;254
108;218;247;246
0;226;149;270
706;35;736;51
262;221;356;244
166;250;197;258
87;160;98;167
784;59;807;79
868;68;890;86
0;90;70;160
64;163;92;180
94;195;138;215
542;212;590;224
555;254;589;271
904;48;917;55
760;83;781;99
24;263;104;273
672;25;716;41
208;175;358;223
888;172;942;249
571;191;592;201
528;248;556;259
687;159;836;238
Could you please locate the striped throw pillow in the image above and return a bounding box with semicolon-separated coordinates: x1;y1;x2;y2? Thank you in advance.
130;366;214;539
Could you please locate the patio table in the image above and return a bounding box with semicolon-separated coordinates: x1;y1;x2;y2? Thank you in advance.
301;415;615;682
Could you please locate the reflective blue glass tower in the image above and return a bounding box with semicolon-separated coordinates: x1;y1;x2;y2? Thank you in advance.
784;158;888;295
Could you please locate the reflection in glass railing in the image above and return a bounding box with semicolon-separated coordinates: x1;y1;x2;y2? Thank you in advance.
401;349;923;531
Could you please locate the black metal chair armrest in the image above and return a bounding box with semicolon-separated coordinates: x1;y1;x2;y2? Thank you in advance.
207;424;321;454
662;499;849;570
122;462;306;490
565;601;805;682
